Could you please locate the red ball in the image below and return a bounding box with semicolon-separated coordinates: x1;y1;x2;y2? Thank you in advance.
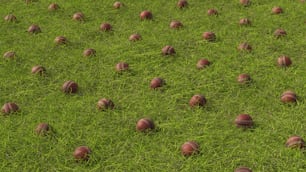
162;45;175;55
286;136;305;149
202;32;216;41
73;146;91;161
170;21;183;29
181;141;200;156
54;36;67;45
196;59;210;69
136;118;155;132
239;18;251;26
31;65;46;75
235;166;252;172
189;94;206;107
72;12;84;21
28;24;41;34
150;77;165;89
1;102;19;114
62;81;78;94
116;62;129;72
235;114;253;128
277;56;292;67
207;9;218;16
129;34;142;41
238;42;252;51
35;123;50;135
177;0;188;8
97;98;115;110
237;74;251;84
100;23;112;31
140;10;153;20
83;48;96;57
272;6;283;14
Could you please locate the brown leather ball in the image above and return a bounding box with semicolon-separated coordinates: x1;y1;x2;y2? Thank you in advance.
207;9;218;16
181;141;200;156
73;146;91;161
31;65;46;75
116;62;129;72
54;36;67;45
189;94;206;107
129;34;142;41
150;77;165;89
162;45;175;55
235;166;253;172
62;81;78;94
274;29;286;38
272;6;283;14
3;51;16;59
170;21;183;29
140;10;153;20
196;59;210;69
136;118;155;132
281;91;297;103
113;2;123;9
237;74;251;84
235;114;253;128
177;0;188;8
286;136;305;149
277;56;291;67
240;0;251;6
100;23;112;31
1;102;19;114
83;48;96;57
97;98;115;110
48;3;59;11
28;24;41;34
73;12;84;21
239;18;251;26
35;123;50;135
238;42;252;51
4;14;17;22
202;32;216;41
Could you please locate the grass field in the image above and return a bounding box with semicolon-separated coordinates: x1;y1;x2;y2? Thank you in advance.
0;0;305;171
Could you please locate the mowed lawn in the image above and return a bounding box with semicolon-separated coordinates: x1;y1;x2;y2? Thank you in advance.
0;0;305;171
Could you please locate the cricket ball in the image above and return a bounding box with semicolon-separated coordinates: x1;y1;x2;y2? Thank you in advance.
281;91;297;103
177;0;188;8
189;94;206;107
235;167;252;172
1;102;19;114
274;29;286;38
62;81;78;94
48;3;59;11
181;141;200;156
83;48;96;57
113;2;123;9
150;77;165;89
97;98;115;110
239;18;251;26
129;33;142;41
202;32;216;41
286;136;305;149
136;118;155;132
72;12;84;21
237;74;251;84
28;24;41;34
235;114;253;128
31;65;46;75
100;23;112;31
272;6;283;14
4;14;17;22
140;10;153;20
116;62;129;71
277;56;291;67
207;9;218;16
73;146;91;161
3;51;16;59
238;42;252;51
54;36;67;45
35;123;50;135
162;45;175;55
240;0;251;6
170;21;183;29
196;59;210;69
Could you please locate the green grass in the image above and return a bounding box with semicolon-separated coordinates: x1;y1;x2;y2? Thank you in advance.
0;0;305;171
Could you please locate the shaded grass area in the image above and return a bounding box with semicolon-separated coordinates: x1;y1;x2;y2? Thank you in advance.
0;0;305;171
